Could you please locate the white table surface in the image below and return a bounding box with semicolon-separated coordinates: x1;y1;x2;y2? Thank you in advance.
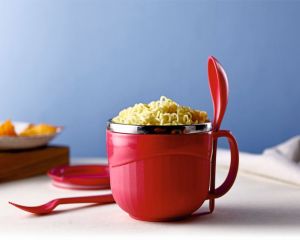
1;151;300;239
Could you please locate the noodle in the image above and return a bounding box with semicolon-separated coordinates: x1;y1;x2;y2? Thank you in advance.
112;96;209;125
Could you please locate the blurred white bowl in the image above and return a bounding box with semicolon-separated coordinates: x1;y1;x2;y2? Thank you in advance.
0;122;63;150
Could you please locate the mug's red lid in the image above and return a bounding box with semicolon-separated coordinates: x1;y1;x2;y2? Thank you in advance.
47;164;110;190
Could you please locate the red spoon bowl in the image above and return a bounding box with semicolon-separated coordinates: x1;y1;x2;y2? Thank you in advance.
208;56;229;131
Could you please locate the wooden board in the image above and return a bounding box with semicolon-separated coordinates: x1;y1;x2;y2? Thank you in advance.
0;145;69;182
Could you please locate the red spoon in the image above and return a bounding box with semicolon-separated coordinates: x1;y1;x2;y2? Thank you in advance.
9;194;115;214
207;56;229;213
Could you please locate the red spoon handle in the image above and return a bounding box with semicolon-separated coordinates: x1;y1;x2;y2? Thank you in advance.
57;194;115;205
209;140;218;212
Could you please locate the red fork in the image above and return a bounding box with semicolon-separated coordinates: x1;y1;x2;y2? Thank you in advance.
9;194;115;214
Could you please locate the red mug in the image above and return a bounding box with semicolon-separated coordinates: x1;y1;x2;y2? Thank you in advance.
106;121;239;221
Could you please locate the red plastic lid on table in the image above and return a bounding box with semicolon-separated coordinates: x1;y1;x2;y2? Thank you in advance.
48;164;110;190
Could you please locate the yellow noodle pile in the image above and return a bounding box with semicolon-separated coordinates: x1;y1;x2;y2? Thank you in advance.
112;96;209;125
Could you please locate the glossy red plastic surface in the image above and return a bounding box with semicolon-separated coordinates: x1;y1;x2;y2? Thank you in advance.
107;129;238;221
208;56;230;212
9;194;115;214
48;165;110;190
208;56;229;131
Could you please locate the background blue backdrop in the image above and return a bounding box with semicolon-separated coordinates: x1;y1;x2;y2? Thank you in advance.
1;0;300;157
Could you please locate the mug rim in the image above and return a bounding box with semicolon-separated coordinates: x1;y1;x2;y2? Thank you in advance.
107;119;212;134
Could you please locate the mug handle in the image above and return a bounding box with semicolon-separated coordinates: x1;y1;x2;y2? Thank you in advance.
207;130;239;199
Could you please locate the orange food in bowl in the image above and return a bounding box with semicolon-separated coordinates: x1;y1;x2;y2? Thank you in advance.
20;124;57;137
0;120;17;136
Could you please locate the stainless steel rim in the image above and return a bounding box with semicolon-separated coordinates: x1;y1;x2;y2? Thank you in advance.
107;120;212;134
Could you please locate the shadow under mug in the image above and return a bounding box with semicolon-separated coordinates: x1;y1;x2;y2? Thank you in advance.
106;121;239;221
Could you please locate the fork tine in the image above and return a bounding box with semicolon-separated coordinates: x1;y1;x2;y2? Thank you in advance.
9;194;114;215
9;201;53;214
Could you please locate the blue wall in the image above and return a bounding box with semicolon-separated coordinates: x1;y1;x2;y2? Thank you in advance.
1;0;300;157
